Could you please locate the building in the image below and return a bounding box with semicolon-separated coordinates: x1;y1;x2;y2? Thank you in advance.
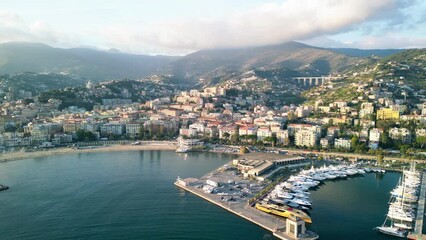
63;123;77;134
219;125;237;139
100;124;124;136
376;108;400;120
295;129;318;147
320;138;331;149
369;128;383;143
239;126;258;136
334;138;351;149
257;127;272;140
389;127;411;143
276;130;289;145
179;128;198;138
288;124;321;137
126;124;141;136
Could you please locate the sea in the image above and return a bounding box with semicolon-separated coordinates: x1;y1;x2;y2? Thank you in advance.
0;150;401;240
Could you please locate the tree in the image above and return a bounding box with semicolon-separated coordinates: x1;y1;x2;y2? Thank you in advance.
376;149;384;165
351;136;359;150
416;136;426;149
138;124;145;140
231;131;240;145
76;130;96;141
222;132;230;139
240;146;249;154
380;132;393;148
263;136;277;147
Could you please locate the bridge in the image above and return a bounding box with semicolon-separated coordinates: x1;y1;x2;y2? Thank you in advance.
291;76;343;87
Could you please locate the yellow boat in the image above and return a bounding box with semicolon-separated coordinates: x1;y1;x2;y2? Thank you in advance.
255;203;312;223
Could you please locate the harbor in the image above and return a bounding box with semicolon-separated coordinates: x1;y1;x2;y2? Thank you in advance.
174;153;385;240
174;153;319;240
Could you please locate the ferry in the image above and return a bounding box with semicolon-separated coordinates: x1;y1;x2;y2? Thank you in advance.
255;203;312;223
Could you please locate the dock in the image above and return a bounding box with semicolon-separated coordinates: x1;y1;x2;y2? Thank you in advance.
409;171;426;240
175;180;318;240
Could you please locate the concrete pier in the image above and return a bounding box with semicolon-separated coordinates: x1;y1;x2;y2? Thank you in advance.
175;180;319;240
409;171;426;240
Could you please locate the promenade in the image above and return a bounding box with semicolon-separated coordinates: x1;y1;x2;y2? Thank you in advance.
409;171;426;240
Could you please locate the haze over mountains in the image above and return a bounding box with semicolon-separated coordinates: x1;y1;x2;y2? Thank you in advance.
0;41;404;85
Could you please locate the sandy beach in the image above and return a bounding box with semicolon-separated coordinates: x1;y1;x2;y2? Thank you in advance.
0;143;177;163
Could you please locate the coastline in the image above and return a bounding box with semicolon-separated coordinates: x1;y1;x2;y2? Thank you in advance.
0;143;177;163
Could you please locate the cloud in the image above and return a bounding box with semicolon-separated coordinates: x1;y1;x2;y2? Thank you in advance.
348;35;426;49
0;12;78;47
0;0;424;55
127;0;403;52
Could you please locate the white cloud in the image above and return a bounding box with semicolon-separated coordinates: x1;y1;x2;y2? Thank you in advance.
126;0;400;52
0;12;79;48
0;0;424;54
349;35;426;49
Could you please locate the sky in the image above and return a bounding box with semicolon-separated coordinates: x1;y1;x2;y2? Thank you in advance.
0;0;425;55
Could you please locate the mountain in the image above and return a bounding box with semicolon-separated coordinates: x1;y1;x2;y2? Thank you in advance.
328;48;403;57
168;42;375;84
0;42;178;81
0;41;405;87
302;48;426;104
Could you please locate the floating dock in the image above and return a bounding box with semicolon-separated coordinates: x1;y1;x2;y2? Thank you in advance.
175;180;318;240
409;171;426;240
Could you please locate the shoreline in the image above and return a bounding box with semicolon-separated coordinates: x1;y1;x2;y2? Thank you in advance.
0;143;177;163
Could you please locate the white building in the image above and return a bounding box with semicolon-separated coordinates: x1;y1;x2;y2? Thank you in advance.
126;124;141;136
369;128;383;142
100;124;124;136
295;129;317;147
276;130;289;145
389;128;411;143
257;127;272;140
334;138;351;149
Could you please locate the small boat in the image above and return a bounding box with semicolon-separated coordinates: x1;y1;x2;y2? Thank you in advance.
0;184;8;191
292;198;312;206
394;222;412;230
375;226;407;238
175;147;191;153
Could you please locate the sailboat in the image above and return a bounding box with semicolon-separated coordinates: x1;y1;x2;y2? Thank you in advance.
376;205;408;238
375;167;418;238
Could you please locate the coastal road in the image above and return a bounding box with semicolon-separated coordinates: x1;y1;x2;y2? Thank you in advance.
266;147;424;163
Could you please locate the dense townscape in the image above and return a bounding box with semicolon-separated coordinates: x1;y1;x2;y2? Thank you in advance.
0;54;425;162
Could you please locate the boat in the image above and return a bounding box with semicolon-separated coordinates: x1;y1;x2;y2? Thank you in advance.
0;184;8;191
394;222;412;230
291;198;312;206
376;163;419;237
175;147;191;153
375;226;407;238
255;203;312;223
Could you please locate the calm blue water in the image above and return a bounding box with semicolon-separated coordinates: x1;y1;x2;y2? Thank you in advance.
0;151;400;240
309;172;400;239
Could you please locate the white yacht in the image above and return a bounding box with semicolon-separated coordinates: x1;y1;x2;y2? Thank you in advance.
375;226;407;238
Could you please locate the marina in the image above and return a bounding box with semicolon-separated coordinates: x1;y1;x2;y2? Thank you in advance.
175;153;391;240
0;150;424;239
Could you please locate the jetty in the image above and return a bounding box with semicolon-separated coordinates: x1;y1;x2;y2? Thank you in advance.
174;154;319;240
175;180;318;240
409;171;426;240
